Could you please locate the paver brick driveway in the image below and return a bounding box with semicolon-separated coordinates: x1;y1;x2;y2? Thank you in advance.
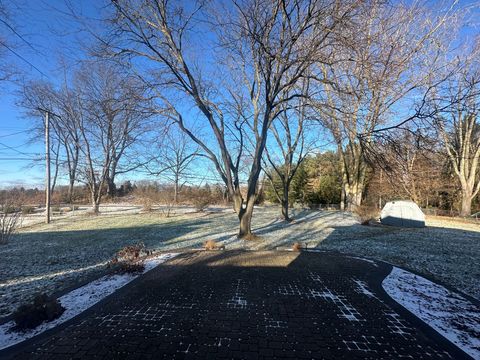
2;251;471;359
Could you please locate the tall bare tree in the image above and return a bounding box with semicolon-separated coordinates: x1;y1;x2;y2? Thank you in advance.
107;0;353;237
263;97;310;221
433;70;480;216
75;62;151;212
0;1;19;85
20;78;83;203
366;129;445;205
312;0;457;210
148;125;200;204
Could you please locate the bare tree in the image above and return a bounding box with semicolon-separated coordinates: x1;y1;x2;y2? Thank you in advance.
19;79;82;203
433;71;480;216
366;129;445;205
107;0;353;237
312;1;457;210
153;126;199;204
75;62;151;212
0;1;19;85
263;96;310;221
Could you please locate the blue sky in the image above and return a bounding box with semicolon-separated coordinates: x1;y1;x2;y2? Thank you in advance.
0;0;232;189
0;0;99;188
0;0;479;189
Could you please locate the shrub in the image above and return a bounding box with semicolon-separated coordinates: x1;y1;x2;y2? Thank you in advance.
204;239;217;250
204;239;225;250
157;191;175;217
114;242;145;262
1;201;22;245
21;206;35;215
109;242;148;274
13;293;65;330
116;262;145;274
292;242;302;251
141;197;154;212
2;204;18;214
354;205;379;225
191;189;211;212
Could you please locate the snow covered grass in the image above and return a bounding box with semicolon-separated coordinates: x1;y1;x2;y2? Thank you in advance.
382;266;480;359
0;253;177;351
1;206;479;318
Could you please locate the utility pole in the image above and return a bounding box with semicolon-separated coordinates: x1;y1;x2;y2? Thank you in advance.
45;111;51;224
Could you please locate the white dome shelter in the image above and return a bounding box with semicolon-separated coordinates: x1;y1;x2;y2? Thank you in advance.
380;200;425;228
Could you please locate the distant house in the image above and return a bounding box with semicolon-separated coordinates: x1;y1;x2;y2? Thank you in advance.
380;200;425;228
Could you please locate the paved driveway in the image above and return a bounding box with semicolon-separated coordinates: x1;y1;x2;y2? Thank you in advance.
2;251;470;359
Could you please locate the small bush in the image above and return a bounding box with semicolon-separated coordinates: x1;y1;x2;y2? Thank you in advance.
191;190;211;212
13;293;65;330
109;242;148;274
115;242;146;261
21;206;35;215
116;262;145;274
2;205;18;214
1;201;22;245
141;197;154;212
354;205;379;225
292;242;302;251
204;239;217;250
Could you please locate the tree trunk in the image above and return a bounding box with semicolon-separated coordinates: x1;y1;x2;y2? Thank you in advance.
174;175;179;204
91;197;100;214
238;202;254;238
281;200;290;222
91;189;100;214
281;184;291;222
344;181;363;211
233;191;243;215
460;188;473;217
68;179;75;204
106;177;116;198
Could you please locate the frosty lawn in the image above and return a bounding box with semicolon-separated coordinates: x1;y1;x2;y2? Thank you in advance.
1;206;479;319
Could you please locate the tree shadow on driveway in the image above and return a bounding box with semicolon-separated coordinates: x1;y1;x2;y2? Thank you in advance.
1;250;470;359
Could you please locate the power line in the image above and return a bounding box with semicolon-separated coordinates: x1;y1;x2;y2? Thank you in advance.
0;157;36;160
0;17;38;52
0;141;41;157
0;129;30;138
0;39;48;78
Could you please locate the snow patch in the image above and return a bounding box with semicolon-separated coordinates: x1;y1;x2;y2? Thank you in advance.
382;266;480;359
0;253;177;351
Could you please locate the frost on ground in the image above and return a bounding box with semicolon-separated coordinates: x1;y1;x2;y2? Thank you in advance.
382;266;480;359
0;253;176;351
1;206;479;317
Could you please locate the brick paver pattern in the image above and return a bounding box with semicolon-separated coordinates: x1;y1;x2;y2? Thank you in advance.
5;251;468;359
